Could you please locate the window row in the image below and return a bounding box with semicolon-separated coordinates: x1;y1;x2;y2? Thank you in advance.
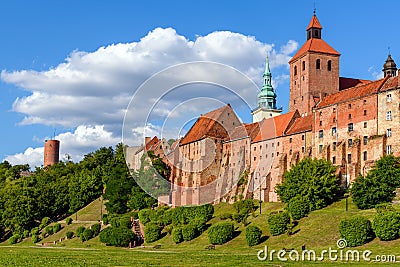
293;59;332;75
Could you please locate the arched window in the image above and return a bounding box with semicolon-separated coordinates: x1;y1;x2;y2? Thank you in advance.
302;61;305;71
316;59;321;69
327;60;332;71
294;65;297;76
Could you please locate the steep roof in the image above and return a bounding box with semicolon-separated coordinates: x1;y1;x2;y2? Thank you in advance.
253;111;297;142
339;77;371;90
179;104;234;146
145;136;159;151
380;76;399;92
227;122;260;142
286;114;313;135
289;38;340;63
317;77;389;108
307;15;322;30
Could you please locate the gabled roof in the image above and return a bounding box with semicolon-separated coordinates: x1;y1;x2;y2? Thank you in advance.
289;38;340;63
339;77;371;91
307;15;322;30
145;136;159;151
227;122;260;142
380;76;399;92
317;77;389;108
253;111;298;142
179;104;234;146
285;114;313;135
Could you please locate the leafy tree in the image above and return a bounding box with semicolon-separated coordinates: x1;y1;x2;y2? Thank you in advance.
207;222;234;245
127;186;156;211
276;158;340;211
267;211;290;236
172;227;183;243
76;226;85;238
81;228;94;241
99;227;135;247
286;196;309;220
351;155;400;209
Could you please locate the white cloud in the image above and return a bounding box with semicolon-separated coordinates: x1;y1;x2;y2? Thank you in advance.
5;125;120;168
2;27;298;166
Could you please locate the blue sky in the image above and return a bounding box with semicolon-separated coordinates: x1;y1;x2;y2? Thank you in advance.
1;0;399;167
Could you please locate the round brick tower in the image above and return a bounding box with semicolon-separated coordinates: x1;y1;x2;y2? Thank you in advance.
44;140;60;167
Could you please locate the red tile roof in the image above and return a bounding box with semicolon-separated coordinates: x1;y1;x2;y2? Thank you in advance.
380;76;399;92
253;111;298;142
317;77;389;108
227;122;260;142
286;114;313;135
289;38;340;63
145;136;159;151
339;77;371;90
179;104;233;146
307;15;322;30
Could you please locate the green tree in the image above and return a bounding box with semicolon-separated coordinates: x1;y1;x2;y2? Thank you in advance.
127;186;156;211
351;155;400;209
276;158;340;211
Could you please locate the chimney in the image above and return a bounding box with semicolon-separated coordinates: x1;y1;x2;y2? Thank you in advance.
145;137;151;145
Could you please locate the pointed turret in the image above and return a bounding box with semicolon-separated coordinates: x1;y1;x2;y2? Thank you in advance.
383;54;397;77
307;14;322;40
252;56;282;122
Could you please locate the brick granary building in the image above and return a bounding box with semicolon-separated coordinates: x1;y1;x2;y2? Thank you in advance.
129;14;400;206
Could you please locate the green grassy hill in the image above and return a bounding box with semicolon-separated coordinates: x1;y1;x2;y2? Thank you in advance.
3;197;400;266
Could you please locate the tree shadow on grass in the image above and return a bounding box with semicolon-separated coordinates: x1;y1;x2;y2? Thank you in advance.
260;235;269;244
232;230;241;240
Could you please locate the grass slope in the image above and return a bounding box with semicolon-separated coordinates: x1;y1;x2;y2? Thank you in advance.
2;198;400;266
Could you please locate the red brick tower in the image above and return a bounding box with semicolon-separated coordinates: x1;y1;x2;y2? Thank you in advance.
44;140;60;167
289;13;341;116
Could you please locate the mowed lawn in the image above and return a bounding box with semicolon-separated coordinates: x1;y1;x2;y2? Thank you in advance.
1;199;400;266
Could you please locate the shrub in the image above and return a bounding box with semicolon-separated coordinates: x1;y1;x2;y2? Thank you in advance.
164;224;174;235
233;199;256;214
66;231;74;239
32;234;40;243
207;222;234;245
232;211;249;224
53;223;61;233
66;217;73;225
91;223;101;236
339;216;374;247
182;224;197;241
219;213;232;220
76;226;85;238
31;227;39;236
375;203;395;214
171;227;183;243
102;214;109;225
45;225;54;236
195;204;214;221
110;215;132;229
138;209;152;225
8;234;21;245
23;229;30;238
267;211;290;236
144;223;162;243
372;211;400;241
190;217;207;234
286;197;309;220
99;227;135;247
245;225;262;246
40;217;51;229
81;228;94;241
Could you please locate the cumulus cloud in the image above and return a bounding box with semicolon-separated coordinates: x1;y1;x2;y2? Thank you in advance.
2;27;298;166
5;125;120;168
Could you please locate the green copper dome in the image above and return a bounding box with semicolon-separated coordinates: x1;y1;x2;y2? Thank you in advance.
257;56;277;109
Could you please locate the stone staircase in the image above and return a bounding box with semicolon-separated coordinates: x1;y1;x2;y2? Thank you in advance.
132;219;144;246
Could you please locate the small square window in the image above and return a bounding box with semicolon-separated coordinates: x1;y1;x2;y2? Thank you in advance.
319;121;322;126
363;99;367;105
289;138;292;143
348;114;352;119
302;134;305;140
319;130;323;138
364;110;367;116
302;147;305;153
348;154;352;163
333;142;337;151
387;145;392;155
363;151;368;161
332;156;336;164
387;94;392;102
348;139;353;147
348;123;354;132
319;145;323;153
348;103;352;109
332;127;337;136
364;122;367;128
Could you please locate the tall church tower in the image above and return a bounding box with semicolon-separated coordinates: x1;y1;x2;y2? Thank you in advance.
252;56;282;122
289;13;341;116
